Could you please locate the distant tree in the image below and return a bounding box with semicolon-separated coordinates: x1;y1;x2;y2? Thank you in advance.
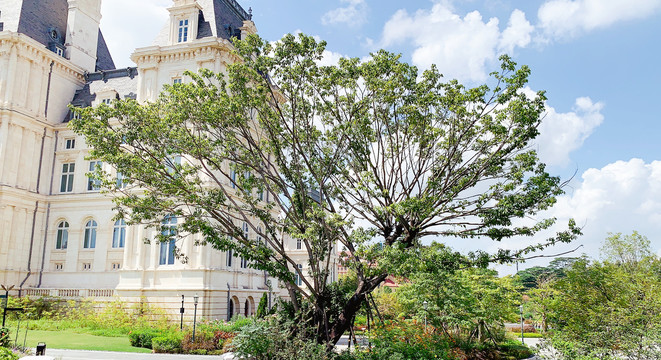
543;233;661;359
527;274;558;332
600;231;651;266
394;243;521;344
71;33;579;347
516;257;578;289
516;266;552;289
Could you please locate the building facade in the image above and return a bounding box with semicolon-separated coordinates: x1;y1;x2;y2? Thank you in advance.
0;0;325;320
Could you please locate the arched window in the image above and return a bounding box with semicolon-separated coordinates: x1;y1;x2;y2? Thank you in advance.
244;299;250;317
227;298;235;321
83;220;97;249
159;215;177;265
56;221;69;249
112;219;126;248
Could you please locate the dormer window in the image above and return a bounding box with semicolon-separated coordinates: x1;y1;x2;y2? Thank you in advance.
47;27;66;57
177;19;189;43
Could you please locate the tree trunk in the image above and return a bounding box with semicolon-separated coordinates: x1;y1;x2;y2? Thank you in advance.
325;273;388;348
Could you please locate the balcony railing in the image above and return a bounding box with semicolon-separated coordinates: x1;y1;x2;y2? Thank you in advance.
23;288;115;298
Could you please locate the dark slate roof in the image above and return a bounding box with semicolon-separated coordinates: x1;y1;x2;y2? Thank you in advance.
15;0;115;70
209;0;249;40
65;67;138;122
16;0;69;47
153;0;251;46
95;30;116;71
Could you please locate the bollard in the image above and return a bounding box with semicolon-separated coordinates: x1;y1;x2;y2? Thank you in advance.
36;342;46;356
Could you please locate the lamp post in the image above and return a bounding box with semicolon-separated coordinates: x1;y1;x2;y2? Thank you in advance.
193;294;199;343
520;304;524;344
423;300;428;333
1;285;15;328
179;295;185;331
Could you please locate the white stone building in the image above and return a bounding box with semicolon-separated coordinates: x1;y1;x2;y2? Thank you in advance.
0;0;330;320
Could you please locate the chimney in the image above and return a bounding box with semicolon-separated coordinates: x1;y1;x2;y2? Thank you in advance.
65;0;102;72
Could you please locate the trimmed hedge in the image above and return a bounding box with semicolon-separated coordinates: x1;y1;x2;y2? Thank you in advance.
128;329;162;349
152;332;184;353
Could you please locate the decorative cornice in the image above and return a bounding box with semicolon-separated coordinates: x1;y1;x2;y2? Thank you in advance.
131;37;241;68
0;32;86;83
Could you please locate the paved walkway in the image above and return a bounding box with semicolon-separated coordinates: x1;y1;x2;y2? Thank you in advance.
33;337;545;359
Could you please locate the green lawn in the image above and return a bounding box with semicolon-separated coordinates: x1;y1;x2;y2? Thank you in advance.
15;329;152;353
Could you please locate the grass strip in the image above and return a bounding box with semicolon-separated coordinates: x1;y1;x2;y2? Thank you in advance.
17;329;152;353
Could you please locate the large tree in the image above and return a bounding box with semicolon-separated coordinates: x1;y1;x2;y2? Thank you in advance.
70;34;579;346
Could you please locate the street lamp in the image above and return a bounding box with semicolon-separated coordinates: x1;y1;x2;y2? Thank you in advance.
520;304;524;344
193;294;199;342
179;295;185;331
423;300;428;333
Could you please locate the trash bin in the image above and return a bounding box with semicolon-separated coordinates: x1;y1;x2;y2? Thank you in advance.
36;342;46;355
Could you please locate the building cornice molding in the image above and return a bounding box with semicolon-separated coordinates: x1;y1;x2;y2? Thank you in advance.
0;32;86;83
131;37;240;68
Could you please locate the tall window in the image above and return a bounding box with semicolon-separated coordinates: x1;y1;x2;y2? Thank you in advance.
256;226;263;245
83;220;97;249
165;155;181;175
116;172;126;189
295;264;303;286
87;161;102;191
296;238;302;250
226;249;233;267
60;163;75;192
230;167;237;189
240;222;249;268
65;138;75;149
177;19;189;43
159;215;177;265
56;221;69;249
112;219;126;248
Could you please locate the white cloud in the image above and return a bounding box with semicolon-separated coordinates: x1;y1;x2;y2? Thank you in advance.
548;159;661;255
536;96;604;167
322;0;368;26
537;0;661;40
319;50;346;67
379;4;533;82
100;0;170;67
499;10;534;53
454;159;661;275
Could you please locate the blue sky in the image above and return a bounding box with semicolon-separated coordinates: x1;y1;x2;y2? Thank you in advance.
100;0;661;273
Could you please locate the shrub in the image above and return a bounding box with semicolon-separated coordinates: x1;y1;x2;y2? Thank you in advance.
0;347;19;360
214;330;235;351
255;293;268;318
364;321;452;360
232;317;331;360
497;340;534;359
181;330;217;354
197;316;251;334
152;332;184;353
0;328;9;348
128;329;161;348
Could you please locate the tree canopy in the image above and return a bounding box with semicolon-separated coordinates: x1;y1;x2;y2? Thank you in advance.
541;237;661;359
70;33;579;346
